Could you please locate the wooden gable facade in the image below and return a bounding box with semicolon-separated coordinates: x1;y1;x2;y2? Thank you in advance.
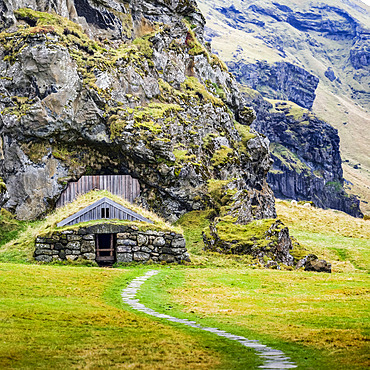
57;197;153;227
56;175;141;208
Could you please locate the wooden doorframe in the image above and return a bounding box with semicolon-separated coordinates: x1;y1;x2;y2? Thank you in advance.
95;234;116;264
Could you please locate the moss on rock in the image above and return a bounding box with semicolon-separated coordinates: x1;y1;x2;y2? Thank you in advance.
0;177;6;193
203;217;295;267
235;123;256;153
211;146;234;167
271;143;310;174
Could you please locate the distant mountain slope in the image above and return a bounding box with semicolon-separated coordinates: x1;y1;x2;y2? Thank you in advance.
198;0;370;214
240;86;362;217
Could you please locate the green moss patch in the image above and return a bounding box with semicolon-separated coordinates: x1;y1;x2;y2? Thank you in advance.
271;143;310;174
183;20;209;57
206;217;277;250
132;36;153;58
235;122;256;152
211;146;234;167
21;142;49;163
207;179;237;211
110;103;183;138
325;181;343;193
268;99;316;121
181;77;224;107
0;177;6;193
173;149;196;163
0;96;33;117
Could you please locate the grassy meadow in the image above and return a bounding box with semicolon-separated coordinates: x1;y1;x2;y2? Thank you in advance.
0;199;369;368
1;263;257;369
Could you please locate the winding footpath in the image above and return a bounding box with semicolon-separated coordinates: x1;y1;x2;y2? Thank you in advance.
121;270;297;369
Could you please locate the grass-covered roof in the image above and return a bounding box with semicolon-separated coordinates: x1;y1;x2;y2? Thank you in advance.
0;190;183;263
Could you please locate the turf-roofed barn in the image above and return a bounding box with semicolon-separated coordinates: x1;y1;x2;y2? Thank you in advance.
34;178;189;266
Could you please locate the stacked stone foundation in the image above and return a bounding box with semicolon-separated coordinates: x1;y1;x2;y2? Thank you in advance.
34;223;189;264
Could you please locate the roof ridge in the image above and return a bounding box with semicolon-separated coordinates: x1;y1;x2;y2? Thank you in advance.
56;197;153;227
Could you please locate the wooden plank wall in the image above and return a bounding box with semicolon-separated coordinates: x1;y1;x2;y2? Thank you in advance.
64;201;143;226
56;175;141;208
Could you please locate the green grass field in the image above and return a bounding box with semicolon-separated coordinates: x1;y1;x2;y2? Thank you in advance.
1;264;249;369
0;200;369;368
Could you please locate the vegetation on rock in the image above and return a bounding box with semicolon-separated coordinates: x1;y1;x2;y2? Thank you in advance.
0;2;276;232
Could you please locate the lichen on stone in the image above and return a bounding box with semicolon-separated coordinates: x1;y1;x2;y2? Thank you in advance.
211;146;234;167
0;177;6;193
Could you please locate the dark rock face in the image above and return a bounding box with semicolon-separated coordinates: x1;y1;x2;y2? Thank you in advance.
350;37;370;69
286;6;357;37
246;3;359;38
0;1;276;223
243;91;362;218
325;67;336;82
227;60;319;109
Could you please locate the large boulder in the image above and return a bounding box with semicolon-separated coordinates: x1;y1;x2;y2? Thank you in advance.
0;3;276;223
203;218;294;266
296;254;332;273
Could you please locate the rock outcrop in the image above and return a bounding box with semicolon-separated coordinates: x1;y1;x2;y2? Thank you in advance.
0;1;276;225
243;89;362;217
227;60;319;109
297;254;332;273
350;36;370;70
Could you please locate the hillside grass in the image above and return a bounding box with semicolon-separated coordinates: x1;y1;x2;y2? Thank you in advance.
139;268;369;370
275;200;370;272
0;263;265;369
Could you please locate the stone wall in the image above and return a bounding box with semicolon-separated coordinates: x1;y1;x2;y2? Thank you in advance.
34;223;189;264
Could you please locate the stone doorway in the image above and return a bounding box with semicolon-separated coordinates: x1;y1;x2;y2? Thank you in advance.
95;234;116;265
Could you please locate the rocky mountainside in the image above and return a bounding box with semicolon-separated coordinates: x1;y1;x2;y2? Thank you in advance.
198;0;370;215
228;60;319;109
0;0;277;227
241;86;362;217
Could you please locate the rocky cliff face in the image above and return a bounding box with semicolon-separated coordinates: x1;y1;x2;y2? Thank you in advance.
197;0;369;216
204;0;369;109
227;60;319;109
242;88;362;217
350;34;370;70
0;0;276;223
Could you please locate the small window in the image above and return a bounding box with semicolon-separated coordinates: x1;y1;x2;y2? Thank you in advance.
101;207;110;218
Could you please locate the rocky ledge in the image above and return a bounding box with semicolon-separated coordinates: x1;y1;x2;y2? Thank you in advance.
227;60;319;109
203;217;331;272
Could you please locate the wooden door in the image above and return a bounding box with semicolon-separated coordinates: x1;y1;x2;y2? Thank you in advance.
96;234;115;264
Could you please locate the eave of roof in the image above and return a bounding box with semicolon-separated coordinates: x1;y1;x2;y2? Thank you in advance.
57;197;153;227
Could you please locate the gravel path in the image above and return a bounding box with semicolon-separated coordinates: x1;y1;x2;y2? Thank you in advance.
121;270;297;369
